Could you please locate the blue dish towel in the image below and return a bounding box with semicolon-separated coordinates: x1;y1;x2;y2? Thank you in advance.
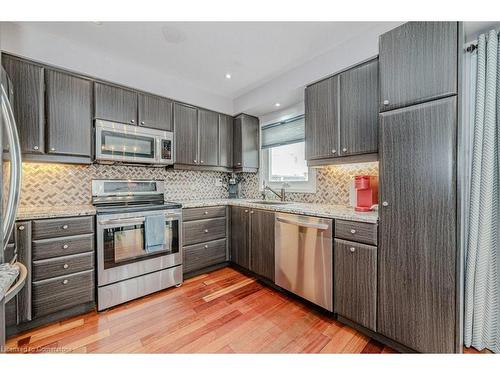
144;214;166;253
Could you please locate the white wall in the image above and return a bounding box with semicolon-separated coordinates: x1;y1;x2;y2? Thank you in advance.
0;22;234;114
234;22;402;117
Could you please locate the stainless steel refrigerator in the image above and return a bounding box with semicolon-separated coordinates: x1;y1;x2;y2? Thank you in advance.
0;59;24;349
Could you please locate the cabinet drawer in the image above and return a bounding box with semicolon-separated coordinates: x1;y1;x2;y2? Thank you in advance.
334;239;377;331
183;217;226;246
183;239;227;274
335;219;377;245
32;216;94;240
32;270;94;318
33;252;94;282
32;234;94;261
183;206;226;222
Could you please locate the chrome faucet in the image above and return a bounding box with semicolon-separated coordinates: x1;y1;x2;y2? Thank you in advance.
262;182;286;202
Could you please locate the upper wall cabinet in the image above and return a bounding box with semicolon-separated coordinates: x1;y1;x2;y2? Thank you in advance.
339;59;378;156
138;93;173;131
45;70;92;157
2;55;45;155
304;76;339;161
218;114;233;168
198;109;219;167
2;55;92;164
305;58;379;166
233;114;259;172
94;82;138;125
379;22;458;112
174;103;198;166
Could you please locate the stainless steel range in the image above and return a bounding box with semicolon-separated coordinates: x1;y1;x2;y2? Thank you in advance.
92;179;183;311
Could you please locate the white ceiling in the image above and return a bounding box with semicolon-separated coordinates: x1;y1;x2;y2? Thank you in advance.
1;22;399;114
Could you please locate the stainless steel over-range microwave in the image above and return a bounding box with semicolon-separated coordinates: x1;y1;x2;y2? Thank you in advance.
95;119;174;165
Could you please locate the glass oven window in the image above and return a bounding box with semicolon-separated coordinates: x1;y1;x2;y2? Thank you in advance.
100;131;155;159
103;219;179;269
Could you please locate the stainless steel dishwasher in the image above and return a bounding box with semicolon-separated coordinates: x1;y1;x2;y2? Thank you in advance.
275;213;333;311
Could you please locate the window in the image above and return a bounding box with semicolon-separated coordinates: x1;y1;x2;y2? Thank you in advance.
260;115;316;193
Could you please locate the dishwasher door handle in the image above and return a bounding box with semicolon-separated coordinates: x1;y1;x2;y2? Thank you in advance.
276;216;329;231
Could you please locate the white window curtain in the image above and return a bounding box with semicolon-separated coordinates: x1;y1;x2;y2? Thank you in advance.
464;29;500;353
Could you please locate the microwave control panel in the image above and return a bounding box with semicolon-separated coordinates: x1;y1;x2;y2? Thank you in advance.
161;139;172;160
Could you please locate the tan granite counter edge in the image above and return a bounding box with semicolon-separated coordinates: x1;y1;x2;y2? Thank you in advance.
178;199;378;224
16;205;96;221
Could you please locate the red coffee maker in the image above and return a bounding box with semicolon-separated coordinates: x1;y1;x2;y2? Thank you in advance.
354;176;379;212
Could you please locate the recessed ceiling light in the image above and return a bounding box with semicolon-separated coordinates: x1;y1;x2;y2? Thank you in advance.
275;103;281;107
225;73;232;79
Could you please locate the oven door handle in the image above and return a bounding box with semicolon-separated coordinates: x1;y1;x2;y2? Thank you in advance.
99;217;146;226
98;215;180;226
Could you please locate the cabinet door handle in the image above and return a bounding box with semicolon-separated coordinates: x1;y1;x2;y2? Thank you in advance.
204;245;208;249
18;225;25;231
204;211;209;215
62;244;69;249
193;159;197;163
349;247;356;253
331;149;337;154
204;229;209;233
200;160;204;164
250;211;254;214
130;119;135;124
50;147;55;152
382;201;389;207
350;229;356;234
33;145;39;151
342;147;347;152
62;279;68;285
237;162;241;166
244;209;249;213
63;264;69;269
140;121;145;125
383;100;390;106
62;225;68;230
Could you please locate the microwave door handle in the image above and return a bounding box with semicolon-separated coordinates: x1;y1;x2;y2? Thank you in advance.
1;83;22;250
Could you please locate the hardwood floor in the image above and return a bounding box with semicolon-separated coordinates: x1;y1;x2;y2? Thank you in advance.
5;267;399;354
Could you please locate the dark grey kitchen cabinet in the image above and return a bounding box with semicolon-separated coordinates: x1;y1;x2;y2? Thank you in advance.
174;103;198;165
2;55;45;154
305;76;339;161
94;82;138;125
45;70;92;157
138;93;173;131
334;239;377;331
230;206;250;269
378;96;457;353
233;114;259;171
218;114;233;168
249;209;275;281
379;22;458;112
230;207;275;281
339;59;378;156
198;109;219;166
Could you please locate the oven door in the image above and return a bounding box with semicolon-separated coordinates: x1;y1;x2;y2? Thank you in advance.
95;121;159;164
96;209;182;286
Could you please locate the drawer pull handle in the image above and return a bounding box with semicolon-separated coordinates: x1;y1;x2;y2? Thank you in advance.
62;225;68;230
62;279;68;285
350;229;356;234
204;211;208;215
349;247;356;253
204;245;208;249
63;264;69;269
204;229;209;233
63;244;69;249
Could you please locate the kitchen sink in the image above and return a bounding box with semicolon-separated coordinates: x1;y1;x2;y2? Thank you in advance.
252;200;290;205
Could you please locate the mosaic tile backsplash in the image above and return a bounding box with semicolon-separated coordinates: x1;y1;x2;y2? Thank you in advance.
239;162;379;205
18;161;378;207
19;163;229;207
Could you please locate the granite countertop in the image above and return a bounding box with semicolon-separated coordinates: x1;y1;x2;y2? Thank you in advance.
16;205;97;221
0;262;20;300
179;199;378;224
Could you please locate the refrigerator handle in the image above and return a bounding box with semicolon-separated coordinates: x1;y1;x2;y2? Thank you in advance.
1;83;22;251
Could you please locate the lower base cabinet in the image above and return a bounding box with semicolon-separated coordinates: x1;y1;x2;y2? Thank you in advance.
182;207;228;275
334;239;377;331
230;206;275;282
